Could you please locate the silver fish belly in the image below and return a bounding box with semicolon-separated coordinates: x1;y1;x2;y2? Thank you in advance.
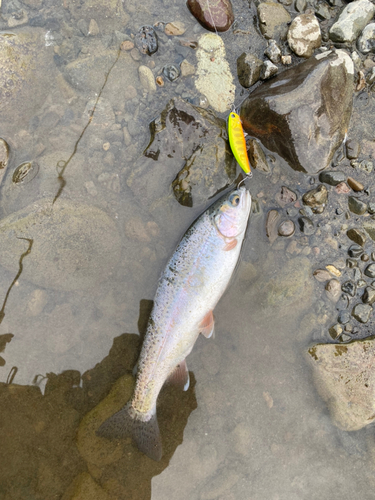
98;186;251;460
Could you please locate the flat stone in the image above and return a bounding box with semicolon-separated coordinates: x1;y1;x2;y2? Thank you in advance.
358;22;375;54
352;303;373;323
363;286;375;305
319;170;346;186
346;228;366;246
330;0;375;43
257;2;291;40
306;339;375;431
165;21;186;36
287;12;321;58
364;263;375;278
138;65;156;93
347;177;364;191
348;196;367;215
240;50;354;174
237;53;262;88
187;0;234;32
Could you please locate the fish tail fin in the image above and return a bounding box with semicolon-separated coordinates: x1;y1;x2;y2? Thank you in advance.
97;402;162;461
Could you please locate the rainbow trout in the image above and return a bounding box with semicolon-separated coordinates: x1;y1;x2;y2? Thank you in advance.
98;186;251;460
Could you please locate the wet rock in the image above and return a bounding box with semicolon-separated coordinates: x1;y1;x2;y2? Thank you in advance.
348;244;364;258
180;60;195;77
329;323;343;339
275;186;297;207
134;25;158;55
346;138;360;159
347;228;366;246
265;39;281;64
364;221;375;241
195;34;235;113
138;65;156;92
326;265;341;278
338;310;351;324
302;184;328;211
237;53;262;88
313;269;332;282
165;21;186;36
364;264;375;278
287;12;321;58
326;279;341;302
0;138;10;186
352;303;372;323
319;170;346;186
330;0;375;43
342;281;357;297
248;139;270;173
306;339;375;431
129;98;235;207
240;50;354;174
358;23;375;54
335;182;350;194
0;199;121;291
347;177;364;192
299;216;315;235
257;2;291;40
163;64;180;81
348;196;367;215
261;60;278;79
266;209;281;243
363;286;375;305
278;220;295;237
187;0;234;32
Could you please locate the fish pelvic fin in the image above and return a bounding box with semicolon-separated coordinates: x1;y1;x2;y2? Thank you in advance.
199;310;215;339
97;402;162;462
167;359;190;391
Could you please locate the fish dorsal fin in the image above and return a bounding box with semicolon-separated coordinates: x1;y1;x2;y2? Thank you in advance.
167;359;190;391
199;310;215;339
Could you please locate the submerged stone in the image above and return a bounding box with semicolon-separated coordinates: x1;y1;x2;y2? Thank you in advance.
319;170;346;186
364;264;375;278
187;0;234;32
352;303;372;323
306;339;375;431
348;196;367;215
134;25;158;55
347;228;366;246
240;50;354;174
302;185;328;210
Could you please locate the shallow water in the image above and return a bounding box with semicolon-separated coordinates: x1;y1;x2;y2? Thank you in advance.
1;0;375;498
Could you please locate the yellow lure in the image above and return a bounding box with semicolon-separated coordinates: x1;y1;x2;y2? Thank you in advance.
228;111;251;175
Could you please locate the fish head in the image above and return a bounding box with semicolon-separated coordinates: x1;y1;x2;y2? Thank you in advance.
212;186;251;239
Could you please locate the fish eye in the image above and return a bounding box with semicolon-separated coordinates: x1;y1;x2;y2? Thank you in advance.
231;113;236;118
229;193;240;206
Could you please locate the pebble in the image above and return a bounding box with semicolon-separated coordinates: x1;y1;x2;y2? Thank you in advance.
302;184;328;211
299;216;315;235
358;279;367;287
348;196;367;215
346;228;366;246
180;60;195;77
121;40;134;51
319;170;346;186
287;12;321;58
237;53;263;88
329;0;375;43
138;65;156;92
352;303;373;323
348;244;364;258
341;280;357;297
347;177;364;192
326;265;341;277
130;48;142;61
338;310;351;324
363;286;375;305
368;203;375;215
165;21;186;36
275;186;297;207
357;22;375;54
281;54;292;65
156;76;164;86
364;263;375;278
265;39;281;64
335;182;350;194
278;220;295;237
326;279;341;302
329;323;343;339
135;25;158;56
361;253;370;262
88;19;99;36
266;209;281;243
163;64;180;81
313;269;332;282
260;60;278;79
187;0;234;32
257;2;291;40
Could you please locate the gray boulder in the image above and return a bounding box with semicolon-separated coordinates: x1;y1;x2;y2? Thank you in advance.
330;0;375;43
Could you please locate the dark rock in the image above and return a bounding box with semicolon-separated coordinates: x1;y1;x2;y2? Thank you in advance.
240;50;354;174
338;310;351;324
278;220;295;237
257;2;291;40
341;281;357;297
163;65;180;81
346;258;358;268
248;139;270;173
337;294;350;309
364;264;375;278
135;26;158;56
346;228;366;246
352;303;372;323
348;196;367;215
298;216;315;235
345;139;360;159
237;53;262;88
319;170;346;186
275;186;297;207
187;0;234;32
348;244;363;258
302;184;328;211
363;286;375;305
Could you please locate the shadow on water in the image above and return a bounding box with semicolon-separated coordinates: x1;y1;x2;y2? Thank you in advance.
0;300;197;500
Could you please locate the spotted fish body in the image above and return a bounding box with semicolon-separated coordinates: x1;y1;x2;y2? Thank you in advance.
98;187;252;461
228;111;251;175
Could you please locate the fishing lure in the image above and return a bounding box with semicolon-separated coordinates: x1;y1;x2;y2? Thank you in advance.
228;111;251;176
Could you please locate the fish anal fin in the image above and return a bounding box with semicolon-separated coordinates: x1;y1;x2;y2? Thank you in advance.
199;310;215;339
167;359;190;391
224;239;238;251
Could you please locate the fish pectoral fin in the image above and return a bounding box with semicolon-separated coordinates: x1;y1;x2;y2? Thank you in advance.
199;310;215;339
167;359;190;391
224;239;238;251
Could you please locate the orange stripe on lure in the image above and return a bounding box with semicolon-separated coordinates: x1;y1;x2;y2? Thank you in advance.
228;111;251;176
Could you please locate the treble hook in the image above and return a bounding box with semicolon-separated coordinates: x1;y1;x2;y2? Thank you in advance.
237;172;252;189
